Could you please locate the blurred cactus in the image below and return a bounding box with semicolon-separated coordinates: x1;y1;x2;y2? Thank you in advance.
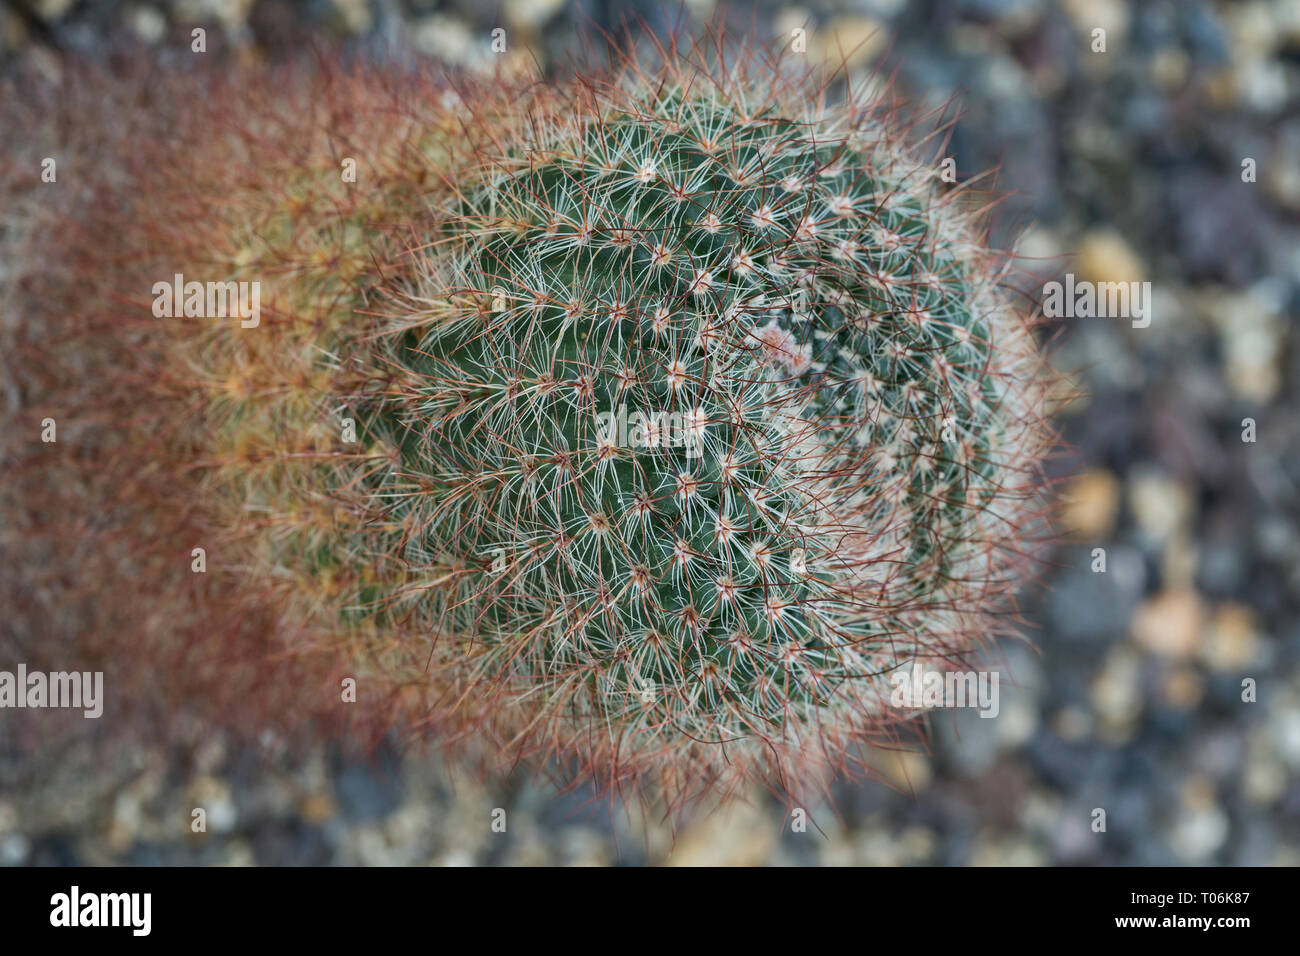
0;61;470;740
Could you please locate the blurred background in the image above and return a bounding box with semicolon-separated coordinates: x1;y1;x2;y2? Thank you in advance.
1;0;1298;865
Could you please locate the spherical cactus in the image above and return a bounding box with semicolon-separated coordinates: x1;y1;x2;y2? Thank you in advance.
349;50;1054;806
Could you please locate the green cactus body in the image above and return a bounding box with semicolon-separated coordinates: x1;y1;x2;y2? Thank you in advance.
357;64;1050;799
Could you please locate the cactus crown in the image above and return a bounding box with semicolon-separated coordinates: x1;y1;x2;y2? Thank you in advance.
357;52;1050;803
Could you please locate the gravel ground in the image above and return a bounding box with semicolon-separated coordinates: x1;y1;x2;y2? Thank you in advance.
2;0;1298;865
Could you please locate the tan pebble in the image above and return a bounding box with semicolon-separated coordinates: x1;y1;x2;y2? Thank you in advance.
877;749;933;793
1060;468;1120;539
1061;0;1128;37
1076;229;1144;285
1151;48;1189;88
1091;647;1142;739
1201;603;1259;672
1132;589;1203;659
1160;665;1204;710
1053;706;1093;741
822;17;887;69
668;799;774;866
1129;472;1193;541
299;791;336;825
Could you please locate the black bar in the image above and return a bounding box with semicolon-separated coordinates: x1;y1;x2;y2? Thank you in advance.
0;866;1281;942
